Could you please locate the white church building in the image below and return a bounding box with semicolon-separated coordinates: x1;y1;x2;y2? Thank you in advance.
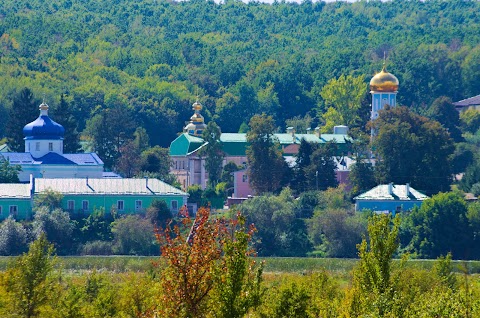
0;102;104;182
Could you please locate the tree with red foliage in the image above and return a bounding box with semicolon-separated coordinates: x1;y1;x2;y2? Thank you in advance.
153;207;263;318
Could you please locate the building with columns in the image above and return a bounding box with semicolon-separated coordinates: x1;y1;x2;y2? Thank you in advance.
0;102;104;182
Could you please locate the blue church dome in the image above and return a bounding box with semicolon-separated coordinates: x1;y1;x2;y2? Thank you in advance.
23;103;65;140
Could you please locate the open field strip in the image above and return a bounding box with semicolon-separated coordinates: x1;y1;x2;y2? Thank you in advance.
1;256;480;274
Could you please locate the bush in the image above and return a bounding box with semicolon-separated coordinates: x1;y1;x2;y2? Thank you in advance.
111;216;158;255
79;241;114;256
32;207;75;254
146;199;172;228
0;216;28;256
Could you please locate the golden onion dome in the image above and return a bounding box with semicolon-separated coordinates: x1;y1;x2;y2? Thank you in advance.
39;102;49;111
370;66;399;92
192;101;203;111
190;113;204;123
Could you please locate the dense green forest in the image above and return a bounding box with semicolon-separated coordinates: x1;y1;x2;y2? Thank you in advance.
0;0;479;150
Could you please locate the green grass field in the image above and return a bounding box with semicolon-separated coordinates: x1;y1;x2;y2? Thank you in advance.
1;256;479;274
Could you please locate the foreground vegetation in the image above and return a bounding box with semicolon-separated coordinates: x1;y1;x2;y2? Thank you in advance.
1;210;479;318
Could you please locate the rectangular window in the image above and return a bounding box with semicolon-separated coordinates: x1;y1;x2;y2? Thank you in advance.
242;174;248;182
117;200;124;211
35;142;40;151
48;143;53;151
67;200;75;211
135;200;142;211
9;205;18;217
171;200;178;211
82;200;89;212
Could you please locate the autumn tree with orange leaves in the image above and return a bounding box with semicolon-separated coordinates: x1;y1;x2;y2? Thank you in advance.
154;207;263;318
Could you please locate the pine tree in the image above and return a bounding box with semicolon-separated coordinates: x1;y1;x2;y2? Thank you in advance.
52;94;81;153
246;114;285;194
6;88;39;152
200;121;224;186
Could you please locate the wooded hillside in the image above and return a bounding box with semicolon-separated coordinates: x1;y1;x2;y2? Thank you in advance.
0;0;479;146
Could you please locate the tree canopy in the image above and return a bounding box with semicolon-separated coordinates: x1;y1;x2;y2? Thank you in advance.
372;106;454;195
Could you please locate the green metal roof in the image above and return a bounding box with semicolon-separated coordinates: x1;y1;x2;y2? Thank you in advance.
0;184;31;199
219;133;247;142
170;132;350;157
34;178;187;196
320;134;351;143
169;133;206;156
354;184;429;201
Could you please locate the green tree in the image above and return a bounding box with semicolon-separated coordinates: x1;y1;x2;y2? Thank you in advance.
320;74;366;131
308;207;367;258
220;161;240;191
146;199;172;228
373;106;454;195
460;108;480;134
0;216;28;256
460;161;480;192
6;88;40;152
2;234;56;318
84;104;136;169
132;127;150;153
111;215;157;255
352;214;404;317
53;94;81;153
80;208;115;242
462;45;480;97
32;207;75;254
246;114;285;194
33;189;64;211
200;121;224;186
140;146;172;179
187;185;203;208
213;214;263;318
116;140;141;177
0;156;21;183
408;192;473;259
304;142;338;191
427;96;463;142
349;161;376;197
293;139;315;193
239;189;312;256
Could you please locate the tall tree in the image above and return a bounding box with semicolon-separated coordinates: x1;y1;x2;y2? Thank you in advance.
319;74;366;132
2;234;56;318
200;121;224;186
427;96;463;142
6;88;39;152
304;142;338;191
349;161;376;197
293;139;315;193
140;146;172;179
0;157;20;183
408;192;473;259
352;214;404;317
53;94;81;153
84;104;136;169
0;216;28;256
246;114;285;194
372;106;454;195
116;140;141;178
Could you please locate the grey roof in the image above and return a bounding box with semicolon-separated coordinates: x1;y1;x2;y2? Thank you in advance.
0;184;31;199
453;94;480;107
34;178;187;196
354;184;429;201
